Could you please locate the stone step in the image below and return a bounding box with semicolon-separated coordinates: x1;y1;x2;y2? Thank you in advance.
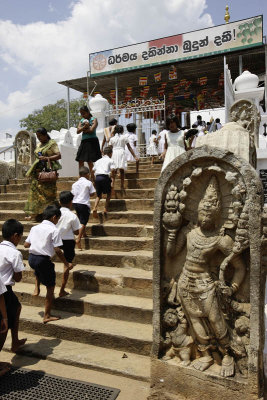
0;220;153;238
17;304;152;355
9;171;160;184
23;263;152;298
128;159;162;165
127;165;161;171
0;198;154;211
3;332;150;381
14;282;152;324
11;234;153;251
0;188;155;201
20;246;153;270
2;177;158;191
124;172;159;179
0;210;154;224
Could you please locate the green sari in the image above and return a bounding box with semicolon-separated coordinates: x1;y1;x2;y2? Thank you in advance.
24;140;61;215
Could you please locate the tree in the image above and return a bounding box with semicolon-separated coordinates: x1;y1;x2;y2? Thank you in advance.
19;97;87;132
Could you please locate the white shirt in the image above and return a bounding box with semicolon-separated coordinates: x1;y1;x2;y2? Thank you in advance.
0;241;25;286
72;177;96;208
0;276;7;295
93;155;115;176
109;134;129;149
56;207;81;240
26;220;63;257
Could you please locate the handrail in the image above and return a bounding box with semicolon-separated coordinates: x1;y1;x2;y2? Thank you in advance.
0;144;14;155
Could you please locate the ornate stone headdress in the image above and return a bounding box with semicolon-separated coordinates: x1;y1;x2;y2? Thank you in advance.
198;176;221;212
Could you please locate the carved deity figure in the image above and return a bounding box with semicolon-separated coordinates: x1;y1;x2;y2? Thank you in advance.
18;139;30;164
164;176;246;377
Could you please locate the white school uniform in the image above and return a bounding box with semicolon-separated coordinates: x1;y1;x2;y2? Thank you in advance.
147;134;158;156
158;130;167;154
161;130;185;171
56;207;81;241
72;177;96;208
25;220;63;257
125;132;138;162
109;134;129;170
93;155;115;176
0;276;6;295
0;241;25;286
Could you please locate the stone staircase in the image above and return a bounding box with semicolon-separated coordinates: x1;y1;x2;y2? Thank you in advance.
0;159;161;382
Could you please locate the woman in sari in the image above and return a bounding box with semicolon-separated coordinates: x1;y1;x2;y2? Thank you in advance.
24;128;61;221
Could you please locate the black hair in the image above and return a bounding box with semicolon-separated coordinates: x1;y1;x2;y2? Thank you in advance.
59;191;74;205
104;146;113;155
152;129;157;135
185;128;199;140
207;122;211;126
109;118;117;126
126;123;137;133
79;166;90;176
192;124;198;128
42;205;61;221
114;125;124;135
166;115;180;130
2;219;23;240
215;118;220;123
80;105;92;117
36;127;51;140
197;115;202;120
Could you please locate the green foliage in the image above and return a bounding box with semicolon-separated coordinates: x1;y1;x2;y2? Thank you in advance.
19;97;87;132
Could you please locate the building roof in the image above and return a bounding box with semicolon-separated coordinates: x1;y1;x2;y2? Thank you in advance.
59;45;266;110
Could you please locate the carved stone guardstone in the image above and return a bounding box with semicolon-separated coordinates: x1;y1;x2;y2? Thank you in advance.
196;100;260;168
15;130;36;178
149;146;264;400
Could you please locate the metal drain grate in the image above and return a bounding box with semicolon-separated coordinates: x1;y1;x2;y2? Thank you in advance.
0;368;120;399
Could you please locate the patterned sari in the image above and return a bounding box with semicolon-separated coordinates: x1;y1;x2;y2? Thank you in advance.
24;140;61;216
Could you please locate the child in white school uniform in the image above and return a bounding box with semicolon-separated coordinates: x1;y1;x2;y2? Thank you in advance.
125;123;139;173
56;191;81;297
0;219;27;354
72;166;96;250
24;205;72;324
0;275;9;376
92;146;116;219
109;125;139;189
147;129;158;165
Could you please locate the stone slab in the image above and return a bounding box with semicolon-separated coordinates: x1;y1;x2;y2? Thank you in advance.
18;305;152;356
14;281;152;324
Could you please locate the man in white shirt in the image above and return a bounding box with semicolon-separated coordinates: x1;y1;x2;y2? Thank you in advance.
56;191;81;297
92;146;115;219
24;205;72;324
72;166;96;249
0;219;26;353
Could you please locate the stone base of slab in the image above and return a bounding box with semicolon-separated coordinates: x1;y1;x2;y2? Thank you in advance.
149;359;264;400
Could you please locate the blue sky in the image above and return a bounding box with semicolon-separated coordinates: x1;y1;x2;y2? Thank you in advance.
0;0;266;136
0;1;73;24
